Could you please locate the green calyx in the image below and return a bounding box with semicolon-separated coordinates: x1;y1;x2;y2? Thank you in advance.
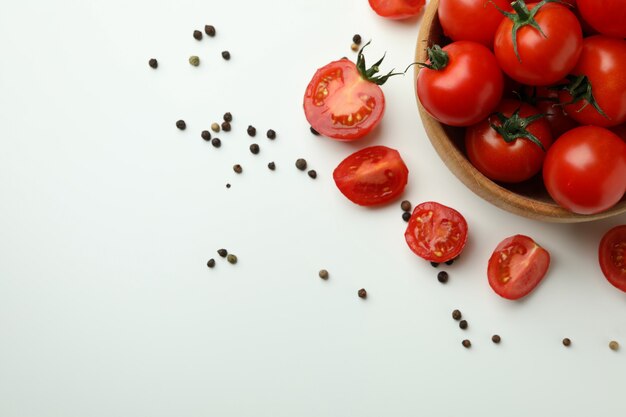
356;41;407;86
490;109;547;151
419;45;449;71
559;74;608;119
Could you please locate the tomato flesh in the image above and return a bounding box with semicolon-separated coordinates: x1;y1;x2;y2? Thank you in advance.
368;0;425;19
405;202;468;263
599;225;626;293
304;59;384;141
488;235;550;300
333;146;408;206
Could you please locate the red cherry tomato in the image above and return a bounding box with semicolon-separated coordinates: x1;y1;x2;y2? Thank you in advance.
494;1;582;86
333;146;408;206
438;0;510;47
611;123;626;142
523;85;579;138
368;0;425;19
543;126;626;214
559;36;626;128
488;235;550;300
404;202;468;263
465;99;552;183
599;225;626;293
416;41;503;126
577;0;626;38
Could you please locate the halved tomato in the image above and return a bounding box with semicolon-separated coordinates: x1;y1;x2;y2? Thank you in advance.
488;235;550;300
599;225;626;293
404;202;468;263
368;0;425;19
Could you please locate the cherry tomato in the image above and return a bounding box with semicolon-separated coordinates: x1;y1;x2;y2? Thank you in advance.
559;36;626;128
438;0;510;47
488;235;550;300
416;41;503;127
611;123;626;142
599;225;626;293
523;85;579;138
465;99;552;183
577;0;626;38
333;146;408;206
494;1;582;86
368;0;425;19
543;126;626;214
404;202;468;263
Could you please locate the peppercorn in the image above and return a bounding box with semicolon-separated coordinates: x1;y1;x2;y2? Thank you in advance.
226;183;231;188
211;122;220;132
207;258;215;268
268;161;276;171
217;249;227;257
310;126;320;136
189;55;200;66
247;125;256;137
295;158;307;170
221;121;231;132
402;212;411;222
400;200;411;212
430;262;439;268
226;254;237;264
609;341;619;351
445;258;455;265
211;138;221;148
307;170;317;179
176;120;186;130
459;320;468;330
193;30;203;40
201;130;211;141
462;339;471;348
221;50;231;60
492;335;501;344
223;112;232;122
452;309;462;320
205;25;216;37
351;43;359;52
148;58;158;69
353;34;362;44
319;269;329;279
233;164;243;174
266;129;276;139
437;271;449;283
562;338;571;347
249;144;260;154
358;288;367;299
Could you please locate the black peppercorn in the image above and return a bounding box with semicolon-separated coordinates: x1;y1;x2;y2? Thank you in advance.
268;161;276;171
193;30;203;40
400;200;411;212
430;262;439;268
233;164;243;174
437;271;449;283
402;212;411;222
221;121;231;132
295;158;307;170
249;144;260;154
352;34;362;45
319;269;329;279
221;50;231;60
148;58;158;69
452;309;462;320
176;120;186;130
247;125;256;137
201;130;211;141
462;339;471;348
217;249;227;257
307;170;317;179
562;338;571;347
310;126;320;136
266;129;276;140
205;25;216;37
459;320;468;330
223;112;232;122
207;258;215;268
211;138;221;148
445;258;455;265
492;335;501;344
358;288;367;299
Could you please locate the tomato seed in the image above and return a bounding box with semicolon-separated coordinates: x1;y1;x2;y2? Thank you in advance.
189;55;200;66
358;288;367;299
221;50;231;60
266;129;276;140
205;25;216;37
250;144;260;155
452;309;462;320
207;258;215;268
211;138;221;148
462;339;471;348
400;200;411;212
295;158;307;171
201;130;211;141
319;269;329;279
352;34;362;45
247;125;257;137
221;121;231;132
223;112;233;122
226;254;237;264
233;164;243;174
307;170;317;179
459;320;468;330
268;161;276;171
562;338;571;347
193;30;203;40
492;335;501;344
609;341;619;351
148;58;158;69
211;122;220;132
310;126;320;136
437;271;449;283
176;120;186;130
217;249;227;257
402;212;411;222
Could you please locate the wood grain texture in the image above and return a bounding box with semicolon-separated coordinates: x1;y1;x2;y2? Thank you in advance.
414;0;626;223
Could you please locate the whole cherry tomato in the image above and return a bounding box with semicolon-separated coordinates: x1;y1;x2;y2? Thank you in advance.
438;0;510;47
523;85;579;138
543;126;626;214
599;225;626;293
368;0;425;19
577;0;626;38
494;0;582;86
416;41;503;126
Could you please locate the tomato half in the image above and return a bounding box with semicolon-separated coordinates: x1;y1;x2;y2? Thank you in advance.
404;202;468;263
368;0;425;19
577;0;626;38
333;146;408;206
416;41;503;127
559;36;626;128
465;99;552;183
494;1;582;86
488;235;550;300
543;126;626;214
599;225;626;293
303;58;385;141
438;0;510;47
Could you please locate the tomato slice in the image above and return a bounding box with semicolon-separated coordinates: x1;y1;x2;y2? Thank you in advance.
333;146;408;206
404;202;468;263
303;59;385;141
599;225;626;293
488;235;550;300
368;0;425;19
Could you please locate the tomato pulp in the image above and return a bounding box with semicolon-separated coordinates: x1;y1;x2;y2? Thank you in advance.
599;225;626;293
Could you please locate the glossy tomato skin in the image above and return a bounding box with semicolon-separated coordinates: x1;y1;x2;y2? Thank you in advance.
416;41;503;126
577;0;626;38
543;126;626;214
404;202;468;263
368;0;425;19
303;59;384;141
559;36;626;128
333;146;408;206
465;99;552;183
599;225;626;293
438;0;510;47
488;235;550;300
524;85;579;138
494;2;582;86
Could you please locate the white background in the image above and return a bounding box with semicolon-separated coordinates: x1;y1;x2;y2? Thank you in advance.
1;1;626;416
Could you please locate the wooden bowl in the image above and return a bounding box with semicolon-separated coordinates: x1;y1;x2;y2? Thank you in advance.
415;0;626;223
